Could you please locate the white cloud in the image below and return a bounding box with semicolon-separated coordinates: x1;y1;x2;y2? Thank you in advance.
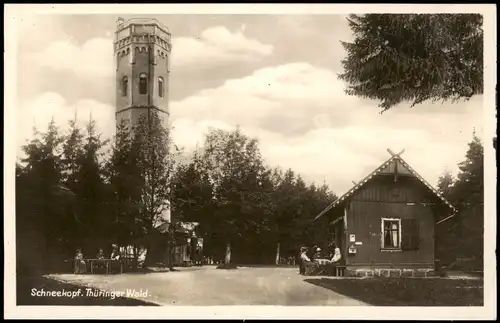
170;62;484;193
17;60;483;194
28;38;115;79
170;62;346;128
17;14;68;52
17;92;115;158
16;15;486;196
221;62;339;100
26;26;273;80
171;118;234;150
172;26;273;67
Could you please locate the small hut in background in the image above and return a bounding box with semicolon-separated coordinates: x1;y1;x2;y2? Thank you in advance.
152;221;202;267
313;149;456;277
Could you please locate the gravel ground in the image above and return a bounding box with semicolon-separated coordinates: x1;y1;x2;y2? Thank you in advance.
47;266;369;306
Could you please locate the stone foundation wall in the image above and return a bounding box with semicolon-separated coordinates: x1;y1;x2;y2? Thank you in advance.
345;267;435;278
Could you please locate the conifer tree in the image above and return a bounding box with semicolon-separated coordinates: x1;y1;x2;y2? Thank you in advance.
74;117;110;251
437;169;455;198
17;120;72;270
105;119;144;263
452;130;484;208
339;14;483;111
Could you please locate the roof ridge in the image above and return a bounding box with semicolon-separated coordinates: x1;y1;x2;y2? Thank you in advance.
313;154;397;221
394;155;456;212
313;154;456;222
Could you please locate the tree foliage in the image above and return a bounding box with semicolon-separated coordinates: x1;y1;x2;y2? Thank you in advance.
17;111;486;273
133;111;179;232
192;128;268;263
439;131;484;208
105;119;144;248
437;169;455;198
339;14;483;111
169;128;337;265
16;118;109;273
435;131;484;271
133;111;180;266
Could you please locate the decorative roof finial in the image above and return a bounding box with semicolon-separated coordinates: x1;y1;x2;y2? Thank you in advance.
387;148;405;157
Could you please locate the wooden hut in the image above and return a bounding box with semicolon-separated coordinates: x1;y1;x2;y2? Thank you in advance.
154;221;202;267
313;150;456;277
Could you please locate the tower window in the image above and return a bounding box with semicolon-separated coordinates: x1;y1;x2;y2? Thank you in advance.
122;76;128;96
158;77;164;98
139;73;148;95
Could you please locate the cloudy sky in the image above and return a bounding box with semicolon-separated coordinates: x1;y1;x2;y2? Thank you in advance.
15;13;485;195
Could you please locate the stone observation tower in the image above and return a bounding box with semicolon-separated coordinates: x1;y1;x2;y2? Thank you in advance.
114;17;172;224
114;17;172;130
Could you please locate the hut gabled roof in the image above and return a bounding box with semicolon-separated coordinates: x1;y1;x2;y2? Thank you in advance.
313;152;457;222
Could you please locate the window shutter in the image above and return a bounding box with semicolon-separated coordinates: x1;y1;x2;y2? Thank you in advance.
412;220;420;249
402;219;420;250
401;219;411;250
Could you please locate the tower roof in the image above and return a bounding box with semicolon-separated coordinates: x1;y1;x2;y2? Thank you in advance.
117;17;171;35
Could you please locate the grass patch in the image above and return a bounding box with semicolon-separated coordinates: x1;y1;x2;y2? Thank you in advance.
216;263;238;270
305;277;483;306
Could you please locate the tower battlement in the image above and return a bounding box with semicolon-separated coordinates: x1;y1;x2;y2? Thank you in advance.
114;17;172;53
116;18;171;35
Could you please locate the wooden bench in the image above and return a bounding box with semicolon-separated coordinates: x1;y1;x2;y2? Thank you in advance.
304;262;347;277
332;265;346;277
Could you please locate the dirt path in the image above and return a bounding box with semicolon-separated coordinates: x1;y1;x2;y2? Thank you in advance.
49;266;368;306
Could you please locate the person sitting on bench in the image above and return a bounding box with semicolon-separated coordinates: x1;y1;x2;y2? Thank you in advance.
94;248;106;272
302;247;319;275
96;249;105;259
110;245;120;260
326;242;342;275
109;245;121;274
74;249;86;274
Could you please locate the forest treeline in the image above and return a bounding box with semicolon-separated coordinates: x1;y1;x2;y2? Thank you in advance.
16;111;336;274
16;110;484;274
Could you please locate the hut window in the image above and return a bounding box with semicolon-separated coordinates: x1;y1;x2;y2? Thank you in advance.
381;218;401;250
139;73;148;94
158;77;164;97
122;76;128;96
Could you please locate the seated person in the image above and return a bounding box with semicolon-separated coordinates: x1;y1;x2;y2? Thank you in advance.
325;243;343;275
109;245;122;273
110;245;121;259
331;245;342;263
301;248;319;276
315;247;323;260
94;248;106;270
307;245;317;261
74;249;86;274
96;249;105;259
